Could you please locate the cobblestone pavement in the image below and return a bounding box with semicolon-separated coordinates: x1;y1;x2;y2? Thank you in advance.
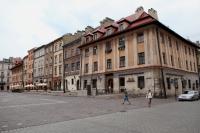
0;92;175;132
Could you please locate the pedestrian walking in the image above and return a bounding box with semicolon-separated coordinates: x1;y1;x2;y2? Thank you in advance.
146;89;153;107
122;89;131;105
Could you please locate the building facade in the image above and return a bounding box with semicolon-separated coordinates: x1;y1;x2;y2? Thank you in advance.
27;48;35;86
44;43;54;90
79;7;199;96
33;45;45;88
10;62;23;90
23;55;28;87
63;34;83;91
53;37;64;91
0;58;13;91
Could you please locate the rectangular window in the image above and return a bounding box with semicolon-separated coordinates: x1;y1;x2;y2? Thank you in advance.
118;36;125;49
59;53;62;63
54;66;57;76
119;77;125;87
71;49;74;56
119;24;124;31
64;64;68;72
64;51;68;59
162;52;167;64
190;61;192;71
137;33;144;43
54;55;57;64
107;59;112;69
166;77;171;89
93;34;98;40
106;29;112;36
92;79;97;88
84;80;87;89
84;64;88;73
160;32;165;44
186;60;188;70
171;55;174;66
138;76;145;89
168;37;172;47
71;79;74;85
138;52;145;65
71;63;75;71
188;80;191;88
196;80;199;89
178;58;181;68
59;65;61;75
194;62;196;72
93;62;98;72
93;46;97;55
119;56;125;67
85;48;89;57
76;61;80;70
105;41;112;53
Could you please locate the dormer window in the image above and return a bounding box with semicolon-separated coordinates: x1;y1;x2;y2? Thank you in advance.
106;29;112;36
86;37;90;42
93;33;98;40
119;24;124;31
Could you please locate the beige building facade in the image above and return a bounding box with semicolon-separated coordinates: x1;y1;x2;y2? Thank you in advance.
79;7;199;96
44;43;54;90
53;37;64;91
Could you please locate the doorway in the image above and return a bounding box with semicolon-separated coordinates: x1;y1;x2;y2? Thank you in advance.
105;74;113;94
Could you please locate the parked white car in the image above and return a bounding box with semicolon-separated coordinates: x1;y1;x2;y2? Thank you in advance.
178;90;199;101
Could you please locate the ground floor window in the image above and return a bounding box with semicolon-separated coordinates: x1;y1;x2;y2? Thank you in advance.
196;80;199;89
138;76;145;89
84;80;87;89
92;79;97;88
188;80;191;88
119;77;125;87
166;77;171;90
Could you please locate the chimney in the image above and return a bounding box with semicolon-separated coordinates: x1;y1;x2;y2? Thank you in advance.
100;17;114;27
148;8;158;20
85;26;94;33
135;6;144;18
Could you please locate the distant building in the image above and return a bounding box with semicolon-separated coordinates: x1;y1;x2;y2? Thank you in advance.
0;57;21;91
44;43;54;90
10;61;23;90
63;31;84;92
33;45;45;88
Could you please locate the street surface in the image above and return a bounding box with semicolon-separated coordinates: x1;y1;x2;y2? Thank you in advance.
1;92;199;133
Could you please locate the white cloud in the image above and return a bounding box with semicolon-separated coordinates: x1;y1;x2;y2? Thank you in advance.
0;0;200;59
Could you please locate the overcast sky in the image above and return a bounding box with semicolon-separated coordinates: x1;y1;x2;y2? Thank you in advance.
0;0;200;60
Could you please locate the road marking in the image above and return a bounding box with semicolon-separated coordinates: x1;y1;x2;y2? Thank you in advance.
40;98;65;103
17;123;22;126
2;125;8;128
0;101;66;109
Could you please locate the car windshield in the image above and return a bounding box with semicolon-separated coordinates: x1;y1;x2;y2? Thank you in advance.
183;91;193;94
188;91;194;94
183;91;189;94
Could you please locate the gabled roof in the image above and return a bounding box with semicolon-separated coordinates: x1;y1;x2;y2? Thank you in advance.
79;11;199;49
105;23;118;29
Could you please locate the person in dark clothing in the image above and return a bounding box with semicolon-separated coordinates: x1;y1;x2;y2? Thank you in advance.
122;89;131;104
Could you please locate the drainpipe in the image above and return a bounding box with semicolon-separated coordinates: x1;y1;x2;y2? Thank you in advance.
63;46;66;93
155;27;167;98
